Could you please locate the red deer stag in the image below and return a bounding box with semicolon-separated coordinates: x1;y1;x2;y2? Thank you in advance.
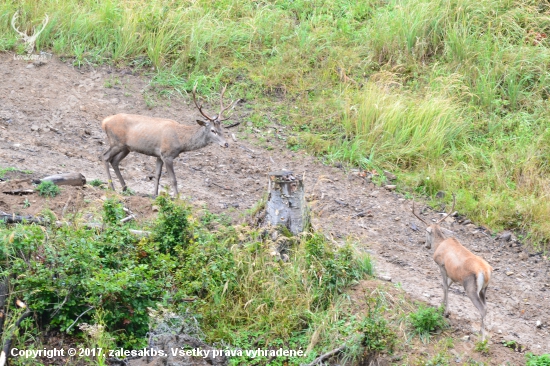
412;195;493;340
101;85;238;196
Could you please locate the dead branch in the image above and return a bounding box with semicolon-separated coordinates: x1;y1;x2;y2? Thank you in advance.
65;306;94;332
0;308;32;366
0;212;45;224
2;189;34;195
303;345;346;366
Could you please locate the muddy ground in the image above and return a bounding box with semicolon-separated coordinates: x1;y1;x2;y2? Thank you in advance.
1;53;549;365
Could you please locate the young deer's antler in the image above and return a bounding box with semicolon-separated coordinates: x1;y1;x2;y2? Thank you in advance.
436;193;456;224
412;200;430;226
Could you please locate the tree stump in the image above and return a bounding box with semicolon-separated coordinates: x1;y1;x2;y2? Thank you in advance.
265;171;309;235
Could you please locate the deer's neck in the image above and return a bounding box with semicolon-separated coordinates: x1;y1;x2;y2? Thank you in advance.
430;225;447;251
176;125;210;151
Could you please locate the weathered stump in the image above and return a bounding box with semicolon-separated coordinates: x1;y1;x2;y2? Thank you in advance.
265;171;309;235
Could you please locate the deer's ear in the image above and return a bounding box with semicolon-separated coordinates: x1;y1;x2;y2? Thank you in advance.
196;119;207;126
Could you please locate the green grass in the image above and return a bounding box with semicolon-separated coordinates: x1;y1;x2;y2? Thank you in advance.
408;304;449;342
3;0;550;245
0;167;32;178
35;180;61;197
527;353;550;366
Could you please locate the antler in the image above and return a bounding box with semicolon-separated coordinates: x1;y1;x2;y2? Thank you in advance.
217;85;239;122
192;84;239;123
192;83;215;121
412;200;430;226
436;193;456;224
11;11;27;38
11;12;49;54
34;14;49;39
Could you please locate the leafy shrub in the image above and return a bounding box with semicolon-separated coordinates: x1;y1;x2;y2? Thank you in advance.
474;339;489;354
527;353;550;366
102;198;126;224
89;179;104;187
361;315;396;354
152;195;191;253
305;233;373;306
409;304;448;339
35;181;60;197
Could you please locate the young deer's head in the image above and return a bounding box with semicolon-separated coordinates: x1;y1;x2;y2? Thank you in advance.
193;84;239;148
412;194;456;249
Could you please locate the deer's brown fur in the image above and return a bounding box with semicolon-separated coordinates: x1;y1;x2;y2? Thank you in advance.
101;86;237;196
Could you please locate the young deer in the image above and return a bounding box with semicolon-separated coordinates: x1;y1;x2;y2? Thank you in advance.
412;196;493;340
101;85;238;196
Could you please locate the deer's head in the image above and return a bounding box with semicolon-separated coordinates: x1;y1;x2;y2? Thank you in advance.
412;194;456;249
193;84;239;148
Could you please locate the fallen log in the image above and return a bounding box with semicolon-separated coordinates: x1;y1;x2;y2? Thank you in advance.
2;189;34;195
33;173;86;186
0;212;45;224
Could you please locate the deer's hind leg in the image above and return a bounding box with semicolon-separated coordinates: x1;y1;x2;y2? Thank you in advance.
463;275;487;340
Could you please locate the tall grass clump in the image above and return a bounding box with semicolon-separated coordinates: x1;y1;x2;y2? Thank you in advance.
329;84;467;169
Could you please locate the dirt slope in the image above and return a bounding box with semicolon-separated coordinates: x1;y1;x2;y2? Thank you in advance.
1;54;549;364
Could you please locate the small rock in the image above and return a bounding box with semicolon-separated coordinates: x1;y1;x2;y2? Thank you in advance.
462;335;470;341
394;217;400;221
462;219;472;225
151;205;159;212
498;231;512;242
384;184;396;191
369;190;379;197
423;293;431;298
378;275;392;282
30;125;39;131
84;129;91;135
536;320;542;328
518;252;528;261
26;64;35;69
506;271;514;276
383;170;397;181
435;190;445;199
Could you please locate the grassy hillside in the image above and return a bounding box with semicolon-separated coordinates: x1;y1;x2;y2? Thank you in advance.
2;0;550;245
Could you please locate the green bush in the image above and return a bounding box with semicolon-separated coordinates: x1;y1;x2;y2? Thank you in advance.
35;181;60;197
152;195;191;253
527;353;550;366
89;179;104;187
409;304;448;340
361;315;396;354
